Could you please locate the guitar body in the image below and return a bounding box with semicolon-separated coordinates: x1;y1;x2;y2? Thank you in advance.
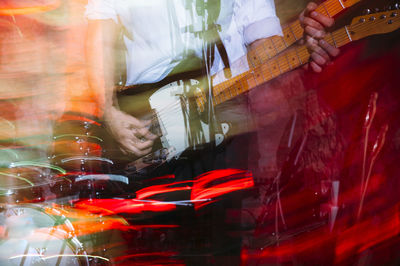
103;78;229;174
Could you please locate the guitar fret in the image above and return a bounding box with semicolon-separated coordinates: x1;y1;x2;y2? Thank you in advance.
316;4;330;17
260;63;272;82
329;32;337;47
321;2;332;17
260;41;271;60
277;55;289;73
344;26;352;41
234;81;240;95
325;0;345;16
247;49;258;67
272;35;288;52
270;37;279;55
231;84;238;96
257;43;270;63
287;49;301;68
229;86;235;99
227;87;233;98
240;78;249;93
255;67;266;85
263;38;277;58
294;46;303;65
287;25;298;41
331;27;350;47
246;74;257;90
284;53;292;70
290;21;304;40
299;46;311;63
268;59;280;77
280;35;289;48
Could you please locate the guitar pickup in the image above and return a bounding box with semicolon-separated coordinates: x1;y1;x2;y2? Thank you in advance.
168;81;185;96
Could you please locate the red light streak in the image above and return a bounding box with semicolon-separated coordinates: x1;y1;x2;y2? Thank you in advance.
135;181;192;200
191;169;254;209
112;251;182;265
335;206;400;263
75;199;177;215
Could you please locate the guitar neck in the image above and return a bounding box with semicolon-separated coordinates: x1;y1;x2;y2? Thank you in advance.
246;0;360;67
209;26;353;107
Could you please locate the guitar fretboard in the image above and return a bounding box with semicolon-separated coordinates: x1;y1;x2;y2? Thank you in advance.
246;0;359;68
213;27;352;106
195;25;355;111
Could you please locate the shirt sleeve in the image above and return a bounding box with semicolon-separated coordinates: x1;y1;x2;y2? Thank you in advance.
85;0;118;23
234;0;283;45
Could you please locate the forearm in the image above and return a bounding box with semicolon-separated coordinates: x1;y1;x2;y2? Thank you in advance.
86;19;118;113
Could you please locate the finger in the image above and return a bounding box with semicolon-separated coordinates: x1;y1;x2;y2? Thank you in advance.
311;51;328;66
303;17;323;30
125;115;146;129
310;61;322;73
305;25;325;39
305;2;318;16
135;127;158;140
310;11;334;28
305;36;318;53
121;141;151;157
130;137;154;150
312;45;330;62
319;39;340;57
299;2;318;26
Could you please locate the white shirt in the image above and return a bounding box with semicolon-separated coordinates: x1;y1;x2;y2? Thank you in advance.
85;0;282;85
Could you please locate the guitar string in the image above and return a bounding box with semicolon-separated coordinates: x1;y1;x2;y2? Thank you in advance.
126;13;396;131
236;14;396;98
218;13;395;100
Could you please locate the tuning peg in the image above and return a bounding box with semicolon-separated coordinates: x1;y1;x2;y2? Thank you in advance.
395;3;400;10
374;7;380;13
363;8;371;15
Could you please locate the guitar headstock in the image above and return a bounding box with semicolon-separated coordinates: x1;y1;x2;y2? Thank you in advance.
348;10;400;41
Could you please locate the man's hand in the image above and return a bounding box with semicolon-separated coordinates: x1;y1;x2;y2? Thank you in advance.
299;2;340;72
104;106;157;157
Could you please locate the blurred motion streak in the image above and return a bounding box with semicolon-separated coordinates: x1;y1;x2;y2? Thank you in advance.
135;181;192;200
75;199;177;215
191;169;254;209
242;206;400;263
0;1;62;16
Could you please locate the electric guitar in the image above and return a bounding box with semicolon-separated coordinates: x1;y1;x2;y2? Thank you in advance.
110;10;400;173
